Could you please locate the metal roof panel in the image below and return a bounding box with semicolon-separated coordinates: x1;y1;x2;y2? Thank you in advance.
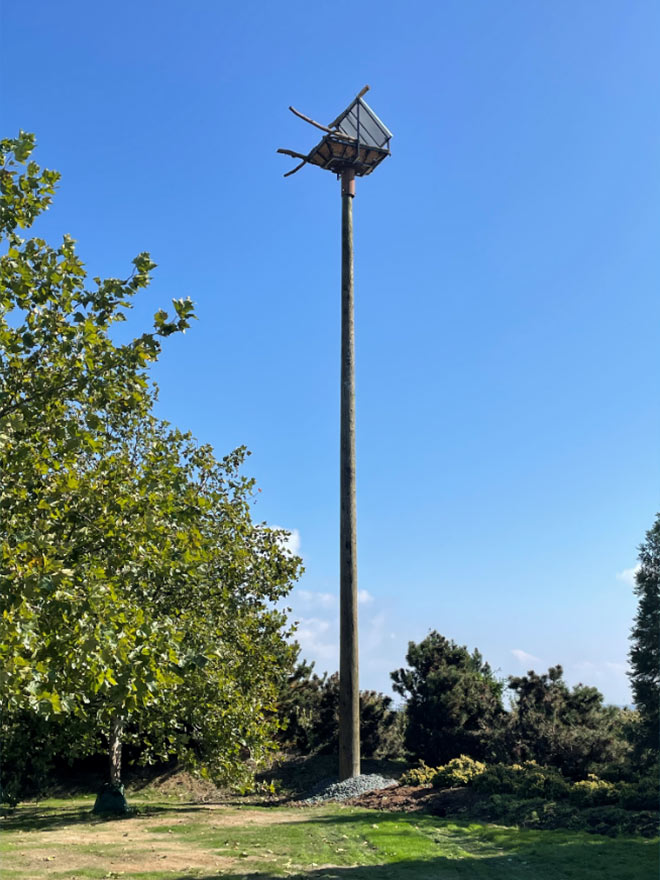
332;97;392;149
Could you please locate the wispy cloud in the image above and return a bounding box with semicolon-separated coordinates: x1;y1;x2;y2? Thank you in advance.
616;565;640;587
296;589;336;608
511;648;541;666
296;616;330;636
283;588;403;697
294;616;337;661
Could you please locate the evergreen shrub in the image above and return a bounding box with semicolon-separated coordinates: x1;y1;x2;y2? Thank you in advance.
400;761;438;786
431;755;486;788
471;761;570;799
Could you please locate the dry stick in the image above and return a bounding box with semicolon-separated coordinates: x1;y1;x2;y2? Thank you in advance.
283;160;307;178
277;148;309;177
277;148;308;160
289;106;357;141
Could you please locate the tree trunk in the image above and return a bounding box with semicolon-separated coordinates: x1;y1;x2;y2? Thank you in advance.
109;715;124;786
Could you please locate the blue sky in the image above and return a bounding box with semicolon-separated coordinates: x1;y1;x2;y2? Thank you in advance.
3;1;658;705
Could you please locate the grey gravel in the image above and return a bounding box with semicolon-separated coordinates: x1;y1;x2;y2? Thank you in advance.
300;773;397;804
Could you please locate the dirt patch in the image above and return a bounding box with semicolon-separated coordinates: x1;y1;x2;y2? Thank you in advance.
341;783;433;812
3;804;322;880
13;841;233;878
343;783;477;815
131;768;226;802
2;806;311;880
200;806;315;825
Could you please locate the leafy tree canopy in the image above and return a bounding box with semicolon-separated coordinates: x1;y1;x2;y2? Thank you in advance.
0;133;302;795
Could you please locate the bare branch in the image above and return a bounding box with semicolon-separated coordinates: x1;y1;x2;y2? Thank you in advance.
289;106;357;141
283;160;307;178
277;148;308;160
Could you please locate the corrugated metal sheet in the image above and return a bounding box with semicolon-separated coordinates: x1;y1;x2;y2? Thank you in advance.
332;97;392;150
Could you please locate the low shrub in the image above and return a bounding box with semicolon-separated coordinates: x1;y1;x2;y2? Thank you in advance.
471;761;570;800
567;773;657;811
569;775;619;807
401;755;487;788
431;755;486;788
400;761;438;786
402;757;658;825
478;794;658;837
616;776;659;811
580;805;659;838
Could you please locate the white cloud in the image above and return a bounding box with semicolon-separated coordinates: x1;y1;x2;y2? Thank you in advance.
511;648;541;666
271;525;301;557
297;589;336;608
294;616;337;662
616;565;640;587
296;616;330;636
284;590;404;698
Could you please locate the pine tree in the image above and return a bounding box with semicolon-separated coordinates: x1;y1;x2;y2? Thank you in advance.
628;514;660;763
391;631;504;764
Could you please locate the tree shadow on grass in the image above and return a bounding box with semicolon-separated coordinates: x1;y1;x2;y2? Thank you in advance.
0;802;184;832
163;836;658;880
1;798;319;832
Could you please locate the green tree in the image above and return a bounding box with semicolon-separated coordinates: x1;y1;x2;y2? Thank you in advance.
45;418;300;791
277;658;403;758
391;631;504;765
628;513;660;764
0;132;302;800
505;666;628;778
275;651;325;755
1;132;192;724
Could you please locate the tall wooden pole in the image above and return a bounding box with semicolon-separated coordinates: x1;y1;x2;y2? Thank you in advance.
338;167;360;781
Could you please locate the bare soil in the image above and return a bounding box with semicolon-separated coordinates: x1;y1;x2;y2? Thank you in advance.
3;805;313;880
344;783;478;815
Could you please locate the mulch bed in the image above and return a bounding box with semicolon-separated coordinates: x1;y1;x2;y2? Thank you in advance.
343;784;478;815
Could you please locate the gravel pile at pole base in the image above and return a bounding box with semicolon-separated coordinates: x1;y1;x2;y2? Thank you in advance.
300;774;398;805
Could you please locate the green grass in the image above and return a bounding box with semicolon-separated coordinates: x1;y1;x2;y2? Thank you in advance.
0;798;657;880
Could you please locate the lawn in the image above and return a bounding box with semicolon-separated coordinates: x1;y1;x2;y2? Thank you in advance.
1;798;657;880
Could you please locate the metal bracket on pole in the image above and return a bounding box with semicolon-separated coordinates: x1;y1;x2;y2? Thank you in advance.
341;167;356;198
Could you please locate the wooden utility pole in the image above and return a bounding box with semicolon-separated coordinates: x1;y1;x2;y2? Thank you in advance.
277;87;392;782
338;167;360;781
